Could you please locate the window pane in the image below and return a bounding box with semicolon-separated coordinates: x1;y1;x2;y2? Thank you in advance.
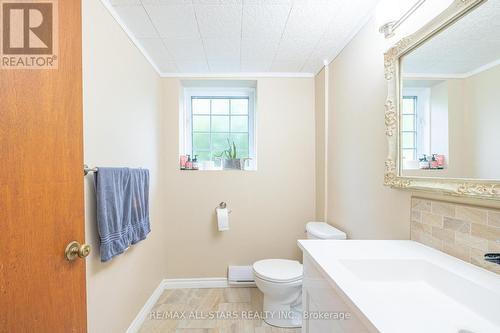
401;149;415;161
231;133;249;152
193;133;210;150
401;115;415;131
193;151;211;161
238;149;249;159
192;98;210;114
212;99;229;114
212;133;230;150
212;116;229;132
402;98;416;114
401;132;415;149
231;99;248;115
187;95;254;167
192;115;210;132
231;116;248;132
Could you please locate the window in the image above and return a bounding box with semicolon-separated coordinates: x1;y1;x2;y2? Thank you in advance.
401;81;449;171
181;86;256;170
401;96;417;161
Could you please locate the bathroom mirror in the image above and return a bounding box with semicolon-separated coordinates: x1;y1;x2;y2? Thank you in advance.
384;0;500;200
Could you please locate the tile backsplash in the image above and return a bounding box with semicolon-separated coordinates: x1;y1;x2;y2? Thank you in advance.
411;197;500;275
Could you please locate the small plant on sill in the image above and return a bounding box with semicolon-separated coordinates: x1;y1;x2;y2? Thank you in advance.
217;139;238;160
215;139;248;170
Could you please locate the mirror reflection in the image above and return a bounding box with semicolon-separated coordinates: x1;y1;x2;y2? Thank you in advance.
400;0;500;180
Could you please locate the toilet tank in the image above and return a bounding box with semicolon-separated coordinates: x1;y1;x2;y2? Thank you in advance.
306;222;346;240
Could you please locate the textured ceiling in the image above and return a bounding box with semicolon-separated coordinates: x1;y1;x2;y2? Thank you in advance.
402;0;500;76
105;0;380;75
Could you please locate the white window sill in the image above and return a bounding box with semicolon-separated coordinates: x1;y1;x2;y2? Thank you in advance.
180;167;257;172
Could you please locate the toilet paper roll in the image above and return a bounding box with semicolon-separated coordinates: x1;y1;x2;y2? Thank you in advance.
216;207;229;231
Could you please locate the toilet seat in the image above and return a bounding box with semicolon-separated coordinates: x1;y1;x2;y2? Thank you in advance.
253;259;303;283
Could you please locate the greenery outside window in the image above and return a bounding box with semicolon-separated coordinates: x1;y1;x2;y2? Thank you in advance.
182;87;256;170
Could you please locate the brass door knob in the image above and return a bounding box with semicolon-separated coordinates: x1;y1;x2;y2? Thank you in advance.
65;241;91;261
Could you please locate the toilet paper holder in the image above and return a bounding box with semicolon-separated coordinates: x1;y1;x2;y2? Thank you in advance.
216;202;232;214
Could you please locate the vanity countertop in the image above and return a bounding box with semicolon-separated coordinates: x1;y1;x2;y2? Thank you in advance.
298;240;500;333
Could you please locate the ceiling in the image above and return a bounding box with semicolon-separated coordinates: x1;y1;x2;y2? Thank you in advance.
402;0;500;77
105;0;380;76
403;79;444;88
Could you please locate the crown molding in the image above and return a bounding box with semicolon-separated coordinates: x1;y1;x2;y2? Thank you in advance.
160;72;315;78
463;57;500;78
403;58;500;80
100;1;316;79
100;0;163;75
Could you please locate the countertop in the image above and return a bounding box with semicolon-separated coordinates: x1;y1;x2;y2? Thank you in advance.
298;240;500;333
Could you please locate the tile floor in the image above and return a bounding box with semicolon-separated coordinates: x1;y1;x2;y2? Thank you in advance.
139;287;300;333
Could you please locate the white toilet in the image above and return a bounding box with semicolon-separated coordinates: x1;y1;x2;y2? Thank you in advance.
253;222;346;328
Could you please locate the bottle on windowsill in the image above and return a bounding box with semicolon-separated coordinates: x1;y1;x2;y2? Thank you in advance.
192;155;199;170
179;155;188;170
419;155;430;169
430;154;439;169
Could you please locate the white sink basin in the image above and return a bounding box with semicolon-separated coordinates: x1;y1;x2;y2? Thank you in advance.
340;259;500;332
298;240;500;333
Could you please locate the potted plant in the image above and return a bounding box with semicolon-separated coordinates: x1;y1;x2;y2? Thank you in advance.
216;139;246;170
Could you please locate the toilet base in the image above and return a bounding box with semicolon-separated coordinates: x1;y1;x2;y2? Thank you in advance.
262;294;302;328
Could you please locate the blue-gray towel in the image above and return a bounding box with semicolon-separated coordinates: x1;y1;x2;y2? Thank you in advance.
94;167;150;262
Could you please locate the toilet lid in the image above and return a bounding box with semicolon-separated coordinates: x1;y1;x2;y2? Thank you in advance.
253;259;303;283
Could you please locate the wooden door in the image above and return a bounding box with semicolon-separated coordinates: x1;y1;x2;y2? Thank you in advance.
0;1;86;332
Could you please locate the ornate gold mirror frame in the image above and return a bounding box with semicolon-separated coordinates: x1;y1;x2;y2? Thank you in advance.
384;0;500;201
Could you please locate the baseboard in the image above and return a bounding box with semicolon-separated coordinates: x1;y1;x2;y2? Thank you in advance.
126;277;251;333
163;277;229;289
125;279;166;333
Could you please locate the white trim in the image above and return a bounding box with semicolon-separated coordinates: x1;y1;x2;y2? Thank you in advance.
125;280;166;333
126;278;232;333
402;87;432;159
403;73;467;79
99;1;374;78
99;0;162;76
161;72;315;78
181;86;257;170
462;58;500;77
323;62;329;221
404;58;500;79
163;277;230;289
325;12;377;68
100;1;315;78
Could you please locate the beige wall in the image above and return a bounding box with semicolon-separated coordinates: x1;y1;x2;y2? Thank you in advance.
83;2;316;331
401;79;470;179
402;64;500;180
429;81;449;159
446;79;471;178
324;17;412;239
82;3;500;331
315;68;326;220
161;77;316;277
464;64;500;179
83;1;167;332
319;16;500;241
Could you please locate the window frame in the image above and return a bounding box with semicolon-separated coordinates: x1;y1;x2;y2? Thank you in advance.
401;95;418;161
182;87;256;168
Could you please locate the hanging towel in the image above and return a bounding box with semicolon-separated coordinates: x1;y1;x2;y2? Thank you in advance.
94;167;150;262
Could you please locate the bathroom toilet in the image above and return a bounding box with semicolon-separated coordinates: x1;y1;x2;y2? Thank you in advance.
253;222;346;328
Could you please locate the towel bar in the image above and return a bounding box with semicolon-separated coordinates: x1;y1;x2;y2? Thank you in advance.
84;164;98;176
